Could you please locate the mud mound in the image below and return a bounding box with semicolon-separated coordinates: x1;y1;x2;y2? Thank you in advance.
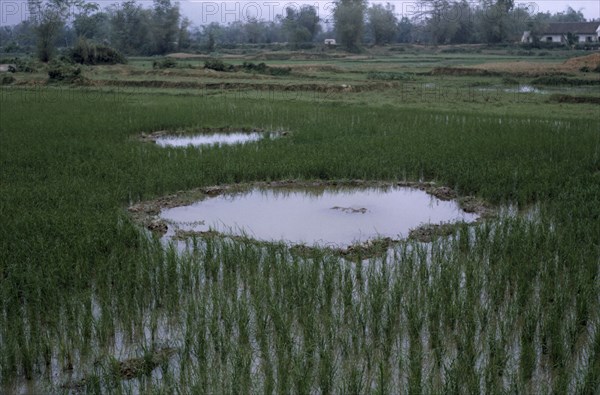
466;62;568;77
563;53;600;70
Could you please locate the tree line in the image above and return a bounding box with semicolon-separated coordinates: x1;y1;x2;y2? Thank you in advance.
0;0;591;60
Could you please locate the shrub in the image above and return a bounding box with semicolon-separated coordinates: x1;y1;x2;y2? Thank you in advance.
241;61;268;73
7;58;37;73
47;60;83;82
573;43;600;51
267;66;291;76
502;77;519;85
549;94;600;104
241;62;291;76
71;38;126;65
367;72;413;81
152;58;177;69
203;58;234;72
531;76;600;86
1;75;15;84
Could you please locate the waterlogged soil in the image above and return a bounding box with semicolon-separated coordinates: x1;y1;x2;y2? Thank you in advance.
139;127;284;148
129;180;494;251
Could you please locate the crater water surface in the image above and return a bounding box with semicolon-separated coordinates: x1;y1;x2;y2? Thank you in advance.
161;186;479;247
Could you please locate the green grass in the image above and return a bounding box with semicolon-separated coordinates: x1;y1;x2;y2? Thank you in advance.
0;63;599;393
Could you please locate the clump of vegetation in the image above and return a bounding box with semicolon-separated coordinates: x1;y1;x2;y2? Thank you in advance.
502;77;519;85
1;75;15;84
469;80;493;87
241;62;291;76
204;58;234;72
71;38;126;65
549;94;600;105
439;47;480;54
431;67;499;76
241;61;268;73
408;222;459;242
6;57;37;73
152;57;178;69
47;60;83;82
367;71;413;81
531;76;600;86
267;66;292;76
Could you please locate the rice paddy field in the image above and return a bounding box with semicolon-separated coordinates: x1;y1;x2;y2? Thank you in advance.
1;48;599;394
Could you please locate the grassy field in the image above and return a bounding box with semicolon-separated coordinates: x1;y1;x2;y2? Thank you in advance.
1;49;599;394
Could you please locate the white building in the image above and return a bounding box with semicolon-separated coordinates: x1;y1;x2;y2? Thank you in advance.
522;22;600;44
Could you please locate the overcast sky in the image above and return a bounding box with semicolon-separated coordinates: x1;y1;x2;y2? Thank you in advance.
1;0;598;27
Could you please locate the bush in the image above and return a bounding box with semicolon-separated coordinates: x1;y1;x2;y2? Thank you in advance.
549;94;600;105
267;66;291;76
502;77;519;85
6;57;37;73
204;58;234;72
47;60;83;82
71;38;126;65
1;75;15;85
152;58;177;69
94;45;126;64
241;62;291;76
573;43;600;51
241;61;268;73
71;38;127;65
520;42;565;50
531;76;600;86
367;72;413;81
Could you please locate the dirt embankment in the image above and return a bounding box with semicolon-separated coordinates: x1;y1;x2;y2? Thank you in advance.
563;53;600;71
81;78;397;93
430;67;501;77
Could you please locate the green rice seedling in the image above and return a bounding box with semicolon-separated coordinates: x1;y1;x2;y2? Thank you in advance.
1;70;599;392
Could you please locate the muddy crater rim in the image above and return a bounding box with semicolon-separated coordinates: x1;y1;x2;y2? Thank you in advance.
138;127;289;147
129;180;496;254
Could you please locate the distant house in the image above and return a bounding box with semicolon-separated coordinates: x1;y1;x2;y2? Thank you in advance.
324;39;337;46
522;22;600;44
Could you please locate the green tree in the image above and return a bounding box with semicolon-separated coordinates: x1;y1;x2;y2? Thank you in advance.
151;0;180;54
397;17;413;43
476;0;515;43
550;6;586;22
367;3;397;45
109;1;152;55
73;9;111;43
177;17;191;50
334;0;367;52
28;0;82;61
283;5;321;47
244;18;266;44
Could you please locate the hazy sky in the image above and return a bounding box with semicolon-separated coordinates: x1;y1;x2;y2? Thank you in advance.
1;0;598;26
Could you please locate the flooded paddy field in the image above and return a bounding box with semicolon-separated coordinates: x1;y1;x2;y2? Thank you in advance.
1;51;599;393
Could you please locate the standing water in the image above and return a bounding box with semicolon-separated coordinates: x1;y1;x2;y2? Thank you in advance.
160;186;478;247
155;132;267;148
